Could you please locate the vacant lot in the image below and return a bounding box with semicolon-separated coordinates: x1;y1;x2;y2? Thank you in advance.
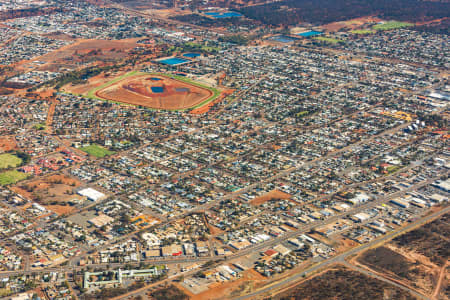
0;170;28;185
322;16;382;32
357;246;438;294
36;38;140;68
81;144;115;158
250;189;292;206
274;266;416;300
356;215;450;295
13;174;82;210
0;136;18;152
358;246;412;278
0;153;22;169
152;284;188;300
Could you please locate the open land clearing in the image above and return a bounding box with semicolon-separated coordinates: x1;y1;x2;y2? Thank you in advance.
273;265;417;300
11;174;82;214
151;284;189;300
391;213;449;267
250;189;293;206
321;16;383;31
62;71;120;96
29;38;142;72
354;213;450;297
0;136;18;152
357;246;437;295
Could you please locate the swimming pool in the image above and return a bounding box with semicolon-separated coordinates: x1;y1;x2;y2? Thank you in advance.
205;11;242;18
270;35;298;43
297;31;323;37
158;57;190;65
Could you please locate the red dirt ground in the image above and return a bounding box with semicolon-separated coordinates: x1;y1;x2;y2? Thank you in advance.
322;16;383;31
0;136;18;152
12;174;82;206
190;89;233;114
190;102;215;114
38;38;140;63
24;38;143;72
250;189;292;206
96;74;213;110
45;204;76;215
63;72;115;95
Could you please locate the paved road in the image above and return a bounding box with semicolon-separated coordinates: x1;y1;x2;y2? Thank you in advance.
234;205;450;300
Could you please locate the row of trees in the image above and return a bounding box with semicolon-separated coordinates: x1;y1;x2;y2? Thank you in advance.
219;34;250;45
43;65;116;90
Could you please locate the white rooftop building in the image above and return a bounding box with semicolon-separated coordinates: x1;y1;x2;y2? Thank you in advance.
77;188;106;201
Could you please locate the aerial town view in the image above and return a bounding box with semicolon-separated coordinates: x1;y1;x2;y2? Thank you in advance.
0;0;448;299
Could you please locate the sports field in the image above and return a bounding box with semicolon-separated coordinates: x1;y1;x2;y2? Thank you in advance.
81;144;115;158
0;170;28;185
373;21;413;31
0;153;22;169
87;71;220;111
314;36;343;44
351;29;375;34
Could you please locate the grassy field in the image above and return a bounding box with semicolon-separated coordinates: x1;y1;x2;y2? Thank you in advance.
81;144;115;158
373;21;413;31
351;29;375;34
314;36;343;44
0;153;22;169
0;170;28;185
386;165;402;174
34;123;46;130
166;42;220;54
296;111;309;117
0;288;12;298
